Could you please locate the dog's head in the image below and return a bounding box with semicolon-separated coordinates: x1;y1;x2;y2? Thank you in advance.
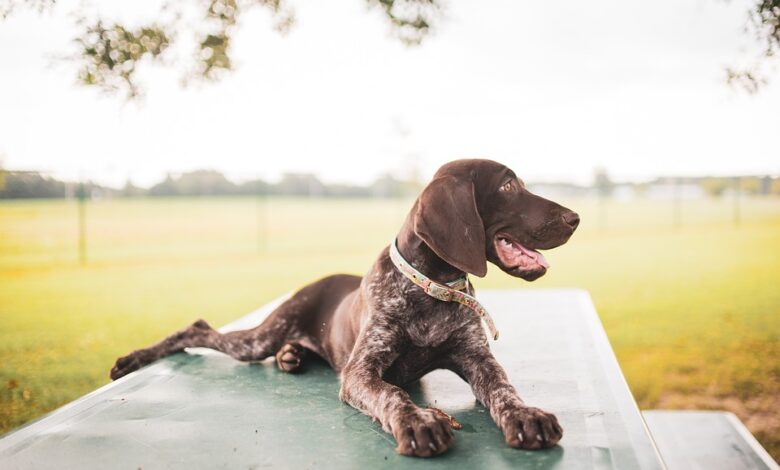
413;159;579;281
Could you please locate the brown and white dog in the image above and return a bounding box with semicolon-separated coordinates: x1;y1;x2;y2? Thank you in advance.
110;159;579;458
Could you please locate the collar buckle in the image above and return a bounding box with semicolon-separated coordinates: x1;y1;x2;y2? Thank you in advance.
426;282;453;302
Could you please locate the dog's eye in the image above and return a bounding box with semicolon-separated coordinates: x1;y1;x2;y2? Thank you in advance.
499;181;513;192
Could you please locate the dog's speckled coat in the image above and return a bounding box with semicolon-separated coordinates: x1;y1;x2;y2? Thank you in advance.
111;159;579;458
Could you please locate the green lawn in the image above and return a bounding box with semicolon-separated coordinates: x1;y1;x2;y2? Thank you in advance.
1;196;778;459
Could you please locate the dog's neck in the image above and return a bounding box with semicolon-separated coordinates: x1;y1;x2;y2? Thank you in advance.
396;211;466;284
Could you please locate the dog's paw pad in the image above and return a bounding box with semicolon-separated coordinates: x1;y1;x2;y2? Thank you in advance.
275;343;305;372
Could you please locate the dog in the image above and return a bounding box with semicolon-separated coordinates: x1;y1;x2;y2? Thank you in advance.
110;159;579;458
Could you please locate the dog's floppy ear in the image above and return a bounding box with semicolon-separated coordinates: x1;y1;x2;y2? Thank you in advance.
414;175;487;277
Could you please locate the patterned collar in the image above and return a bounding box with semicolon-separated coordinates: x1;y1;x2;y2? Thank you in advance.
389;239;500;341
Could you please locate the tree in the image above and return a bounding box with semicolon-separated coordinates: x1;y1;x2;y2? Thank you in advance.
701;177;729;197
0;171;66;198
147;170;238;196
176;169;237;195
0;0;441;98
726;0;780;93
370;173;407;198
275;173;324;196
148;173;178;196
121;179;145;197
0;156;5;192
593;167;613;198
2;1;778;96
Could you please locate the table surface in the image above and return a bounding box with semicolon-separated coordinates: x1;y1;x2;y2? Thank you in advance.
643;410;778;470
0;289;665;469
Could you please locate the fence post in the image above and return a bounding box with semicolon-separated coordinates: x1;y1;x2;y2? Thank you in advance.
733;176;741;227
673;177;682;229
597;192;607;234
77;181;87;265
256;185;266;255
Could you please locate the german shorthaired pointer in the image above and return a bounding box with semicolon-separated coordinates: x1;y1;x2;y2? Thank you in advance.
111;159;580;458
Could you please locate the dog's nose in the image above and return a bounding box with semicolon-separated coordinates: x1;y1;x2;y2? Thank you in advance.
562;211;580;230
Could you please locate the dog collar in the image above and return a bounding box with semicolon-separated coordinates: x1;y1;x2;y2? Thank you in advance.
389;239;500;341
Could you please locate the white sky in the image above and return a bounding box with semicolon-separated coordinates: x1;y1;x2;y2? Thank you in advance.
0;0;778;188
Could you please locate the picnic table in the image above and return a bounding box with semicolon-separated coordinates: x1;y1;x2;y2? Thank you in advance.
0;289;774;469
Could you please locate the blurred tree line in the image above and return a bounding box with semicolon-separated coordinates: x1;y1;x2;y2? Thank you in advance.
2;167;779;199
0;168;421;199
0;170;68;198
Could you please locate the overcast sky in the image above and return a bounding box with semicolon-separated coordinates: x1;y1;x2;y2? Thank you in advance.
0;0;777;187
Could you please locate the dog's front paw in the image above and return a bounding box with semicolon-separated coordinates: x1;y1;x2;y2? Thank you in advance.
498;405;563;450
391;407;455;458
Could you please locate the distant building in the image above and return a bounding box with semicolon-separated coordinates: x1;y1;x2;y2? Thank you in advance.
611;184;637;201
645;182;705;200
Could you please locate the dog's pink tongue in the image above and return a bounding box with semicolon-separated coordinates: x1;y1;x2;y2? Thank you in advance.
519;244;549;269
539;253;550;269
534;250;550;269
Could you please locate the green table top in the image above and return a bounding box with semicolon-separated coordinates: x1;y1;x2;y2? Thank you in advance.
0;289;665;469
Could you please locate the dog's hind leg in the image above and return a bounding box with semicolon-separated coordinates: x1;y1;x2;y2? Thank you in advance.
110;312;292;381
110;274;361;380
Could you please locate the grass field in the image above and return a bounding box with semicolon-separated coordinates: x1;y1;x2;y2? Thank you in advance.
1;195;778;459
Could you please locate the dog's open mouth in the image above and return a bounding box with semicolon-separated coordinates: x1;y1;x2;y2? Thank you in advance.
494;235;549;272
